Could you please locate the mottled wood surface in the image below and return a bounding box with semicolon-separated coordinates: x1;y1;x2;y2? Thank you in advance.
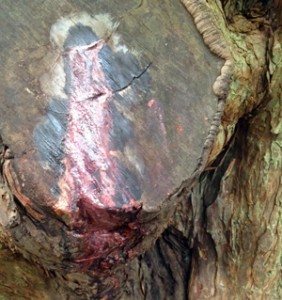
0;0;222;268
1;1;282;300
0;0;221;211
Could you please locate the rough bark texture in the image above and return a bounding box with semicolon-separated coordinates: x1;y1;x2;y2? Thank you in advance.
186;1;282;299
0;0;281;299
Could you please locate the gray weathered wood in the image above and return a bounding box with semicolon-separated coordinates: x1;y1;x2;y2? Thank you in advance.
0;0;225;298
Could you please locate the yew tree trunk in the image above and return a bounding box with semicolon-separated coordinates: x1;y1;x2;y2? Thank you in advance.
0;0;281;299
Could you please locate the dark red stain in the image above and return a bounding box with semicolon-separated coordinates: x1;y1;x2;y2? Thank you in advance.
54;40;142;268
57;40;139;211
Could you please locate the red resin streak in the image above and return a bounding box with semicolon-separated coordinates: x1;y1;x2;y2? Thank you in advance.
53;40;143;268
56;40;137;213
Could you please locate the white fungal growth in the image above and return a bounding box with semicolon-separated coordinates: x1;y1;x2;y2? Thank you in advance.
42;12;132;99
50;12;118;50
49;12;139;57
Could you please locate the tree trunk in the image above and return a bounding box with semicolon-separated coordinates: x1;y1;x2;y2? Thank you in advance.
0;0;281;299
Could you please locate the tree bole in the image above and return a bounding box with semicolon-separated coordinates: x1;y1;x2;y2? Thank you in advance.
0;0;281;299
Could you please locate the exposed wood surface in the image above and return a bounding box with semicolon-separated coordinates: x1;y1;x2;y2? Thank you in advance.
0;0;221;213
2;0;281;299
0;0;224;298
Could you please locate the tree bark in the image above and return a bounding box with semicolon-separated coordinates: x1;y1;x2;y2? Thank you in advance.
0;0;281;299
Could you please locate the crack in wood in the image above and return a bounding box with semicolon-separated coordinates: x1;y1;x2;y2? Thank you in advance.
113;62;152;93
